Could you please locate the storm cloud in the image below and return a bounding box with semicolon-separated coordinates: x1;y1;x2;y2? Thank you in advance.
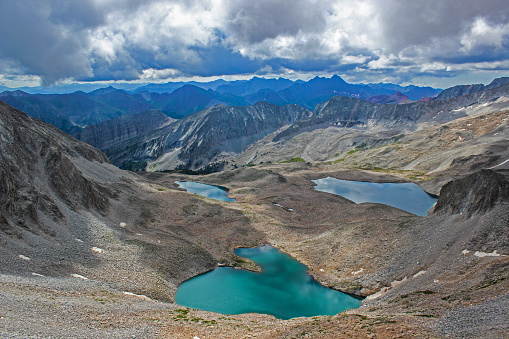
0;0;508;86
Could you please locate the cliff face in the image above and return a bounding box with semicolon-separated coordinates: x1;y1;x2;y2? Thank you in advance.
75;109;173;150
434;169;509;217
105;101;311;170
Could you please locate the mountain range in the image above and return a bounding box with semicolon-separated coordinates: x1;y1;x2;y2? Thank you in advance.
101;79;509;172
0;75;441;134
2;76;508;175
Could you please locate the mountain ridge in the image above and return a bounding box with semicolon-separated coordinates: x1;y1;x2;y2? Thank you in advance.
100;81;509;172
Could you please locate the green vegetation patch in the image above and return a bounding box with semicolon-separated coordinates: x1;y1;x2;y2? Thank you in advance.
281;157;306;163
171;309;217;325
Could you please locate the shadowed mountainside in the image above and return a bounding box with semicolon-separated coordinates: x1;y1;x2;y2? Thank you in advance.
75;109;174;150
0;100;111;239
434;169;509;217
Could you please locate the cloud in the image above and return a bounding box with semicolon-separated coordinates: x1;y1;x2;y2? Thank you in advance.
0;0;94;85
460;17;509;52
224;0;330;44
0;0;508;86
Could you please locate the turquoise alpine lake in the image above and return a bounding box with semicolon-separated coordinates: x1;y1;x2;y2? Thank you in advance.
175;181;235;202
312;177;437;216
175;245;361;320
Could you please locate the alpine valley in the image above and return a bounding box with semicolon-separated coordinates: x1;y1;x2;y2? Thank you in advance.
1;75;508;338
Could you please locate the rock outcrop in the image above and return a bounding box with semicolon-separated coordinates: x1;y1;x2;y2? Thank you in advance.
434;169;509;217
0;100;111;239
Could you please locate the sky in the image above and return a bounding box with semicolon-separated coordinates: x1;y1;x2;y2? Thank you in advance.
1;0;508;89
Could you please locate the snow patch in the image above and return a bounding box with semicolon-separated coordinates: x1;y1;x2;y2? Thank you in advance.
119;222;127;228
413;270;426;278
18;254;30;261
71;274;89;280
474;250;506;258
391;277;407;287
32;273;45;277
123;291;154;302
351;268;364;275
489;158;509;170
366;277;408;300
273;203;294;211
462;249;470;255
92;247;103;254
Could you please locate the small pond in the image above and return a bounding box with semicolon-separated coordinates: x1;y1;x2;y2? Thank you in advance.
175;245;361;320
175;181;235;202
312;177;437;216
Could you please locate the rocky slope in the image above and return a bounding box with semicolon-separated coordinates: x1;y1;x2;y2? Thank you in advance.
105;101;311;170
434;169;509;217
0;100;239;298
0;101;111;240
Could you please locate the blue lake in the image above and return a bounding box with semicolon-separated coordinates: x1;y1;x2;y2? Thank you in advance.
312;177;437;216
175;245;361;320
175;181;235;202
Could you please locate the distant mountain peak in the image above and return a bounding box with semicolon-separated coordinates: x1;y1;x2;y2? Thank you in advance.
5;89;31;97
89;86;125;96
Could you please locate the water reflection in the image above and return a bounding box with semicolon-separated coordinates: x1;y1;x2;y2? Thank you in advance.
312;177;437;216
175;181;235;202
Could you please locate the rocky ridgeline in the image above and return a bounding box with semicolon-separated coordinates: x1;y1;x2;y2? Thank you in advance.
435;76;509;100
274;83;509;142
105;101;311;170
